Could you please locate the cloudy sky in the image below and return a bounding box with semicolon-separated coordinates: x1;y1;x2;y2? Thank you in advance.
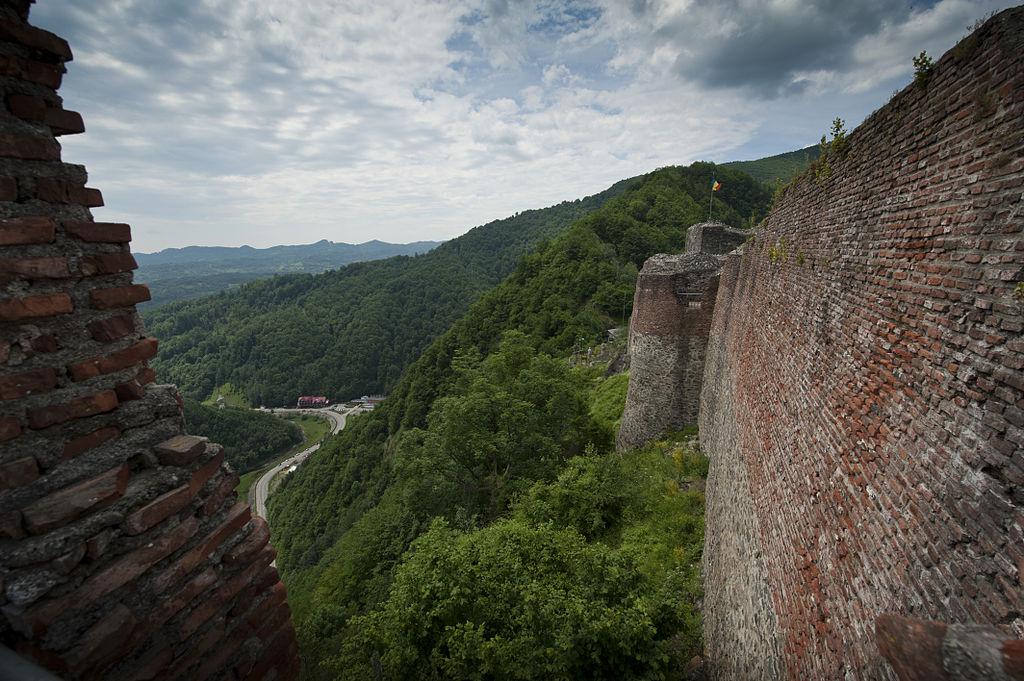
32;0;1015;253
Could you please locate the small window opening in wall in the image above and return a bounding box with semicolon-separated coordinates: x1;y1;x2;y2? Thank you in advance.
688;301;702;309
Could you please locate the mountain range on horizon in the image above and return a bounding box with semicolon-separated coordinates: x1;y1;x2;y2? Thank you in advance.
137;145;817;308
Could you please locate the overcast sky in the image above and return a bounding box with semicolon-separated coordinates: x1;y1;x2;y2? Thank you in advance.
32;0;1015;253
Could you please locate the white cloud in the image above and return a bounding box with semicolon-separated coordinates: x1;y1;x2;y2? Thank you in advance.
29;0;1021;252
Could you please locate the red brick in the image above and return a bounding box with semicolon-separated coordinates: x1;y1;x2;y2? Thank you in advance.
79;251;137;276
123;644;172;681
7;93;45;121
16;516;198;637
115;378;146;402
123;483;194;535
0;415;22;441
0;256;68;281
29;334;57;353
156;567;217;626
0;53;62;88
182;545;275;639
86;528;115;561
52;543;86;574
154;434;207;467
63;221;130;243
0;216;54;245
138;367;156;385
35;179;102;206
244;621;297;681
0;455;38;490
90;284;150;309
189;447;224;495
0;366;56;400
63;604;137;675
0;133;60;161
63;425;120;459
178;616;235;681
27;389;118;429
0;509;24;539
201;468;239;516
0;176;17;200
152;501;249;594
1004;639;1024;678
22;462;129;534
0;292;72;321
68;337;159;381
223;515;270;565
44;107;84;136
179;585;232;640
88;313;138;342
0;17;73;60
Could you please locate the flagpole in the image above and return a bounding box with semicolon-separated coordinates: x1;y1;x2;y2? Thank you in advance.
708;180;713;220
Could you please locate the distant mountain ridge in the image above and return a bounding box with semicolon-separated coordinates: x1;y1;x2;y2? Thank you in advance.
134;238;441;307
144;179;632;406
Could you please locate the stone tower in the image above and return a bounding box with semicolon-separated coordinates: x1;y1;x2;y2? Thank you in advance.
615;250;725;451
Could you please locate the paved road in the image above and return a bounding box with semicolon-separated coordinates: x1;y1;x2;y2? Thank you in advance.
250;407;352;519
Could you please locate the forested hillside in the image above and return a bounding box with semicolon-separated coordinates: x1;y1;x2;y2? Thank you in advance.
181;398;302;473
144;182;630;406
135;239;440;307
267;162;772;679
723;144;820;184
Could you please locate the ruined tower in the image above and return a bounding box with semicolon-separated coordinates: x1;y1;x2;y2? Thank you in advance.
615;221;746;451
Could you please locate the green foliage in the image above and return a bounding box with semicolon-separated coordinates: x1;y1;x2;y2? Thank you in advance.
813;118;848;187
589;371;630;438
145;186;628;407
333;518;679;681
330;437;709;681
204;382;249;408
182;398;301;473
722;145;821;185
283;412;333;444
1013;282;1024;301
395;332;603;522
913;50;934;88
263;161;769;679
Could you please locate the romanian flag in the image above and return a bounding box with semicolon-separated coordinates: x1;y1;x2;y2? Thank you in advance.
712;179;722;191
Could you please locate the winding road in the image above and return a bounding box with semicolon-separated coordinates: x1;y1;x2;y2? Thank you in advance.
250;406;352;520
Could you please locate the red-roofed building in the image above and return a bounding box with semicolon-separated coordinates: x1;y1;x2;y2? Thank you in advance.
297;395;328;408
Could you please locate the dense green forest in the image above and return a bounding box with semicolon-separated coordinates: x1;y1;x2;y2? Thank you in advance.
266;162;772;679
135;239;440;308
144;181;631;407
723;144;820;184
181;398;302;472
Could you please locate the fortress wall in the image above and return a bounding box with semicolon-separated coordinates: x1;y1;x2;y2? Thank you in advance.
617;252;722;451
700;8;1023;681
0;3;299;679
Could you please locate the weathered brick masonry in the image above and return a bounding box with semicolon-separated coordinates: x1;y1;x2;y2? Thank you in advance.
699;9;1023;681
0;2;299;679
616;222;746;451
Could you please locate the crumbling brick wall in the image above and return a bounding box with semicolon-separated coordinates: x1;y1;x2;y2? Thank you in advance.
700;8;1023;680
0;2;299;679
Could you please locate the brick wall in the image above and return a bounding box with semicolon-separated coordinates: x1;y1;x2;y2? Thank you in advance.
617;251;722;450
0;3;299;679
700;8;1023;681
685;221;748;256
